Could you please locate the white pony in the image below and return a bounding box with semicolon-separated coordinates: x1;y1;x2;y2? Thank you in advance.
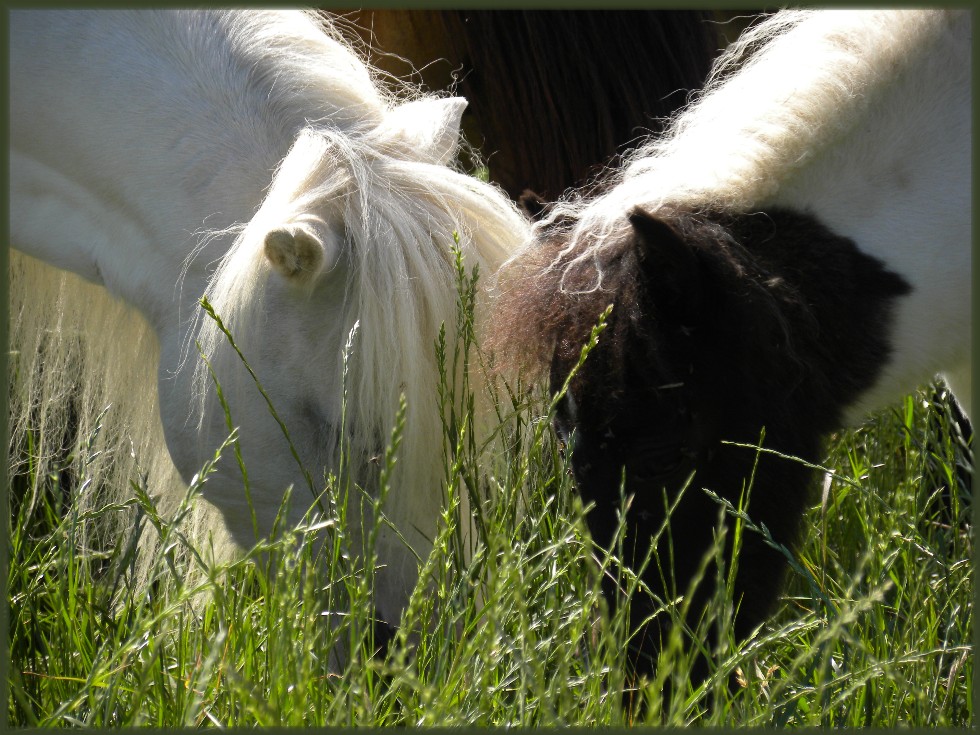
9;10;530;622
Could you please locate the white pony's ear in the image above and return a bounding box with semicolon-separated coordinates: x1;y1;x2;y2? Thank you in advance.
263;222;336;283
382;97;467;165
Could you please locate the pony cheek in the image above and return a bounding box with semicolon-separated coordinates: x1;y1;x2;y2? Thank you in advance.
156;408;212;488
154;365;209;487
572;461;627;550
552;396;577;447
563;435;637;543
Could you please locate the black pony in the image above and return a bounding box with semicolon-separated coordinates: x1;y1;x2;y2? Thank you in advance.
490;9;971;688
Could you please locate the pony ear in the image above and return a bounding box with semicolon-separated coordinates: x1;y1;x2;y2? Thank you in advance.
383;97;467;165
263;223;335;283
629;208;701;321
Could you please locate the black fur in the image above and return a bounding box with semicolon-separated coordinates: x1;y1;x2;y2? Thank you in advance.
518;189;548;221
436;11;717;199
550;207;911;684
337;11;717;201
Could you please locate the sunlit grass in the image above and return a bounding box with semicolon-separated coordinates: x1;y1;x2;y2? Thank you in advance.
7;261;972;726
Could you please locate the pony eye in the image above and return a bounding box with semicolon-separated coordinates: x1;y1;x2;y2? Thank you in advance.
553;416;571;445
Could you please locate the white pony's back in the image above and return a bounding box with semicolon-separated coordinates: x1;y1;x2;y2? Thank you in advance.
535;9;970;418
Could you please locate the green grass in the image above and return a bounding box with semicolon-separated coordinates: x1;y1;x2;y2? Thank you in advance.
6;263;973;727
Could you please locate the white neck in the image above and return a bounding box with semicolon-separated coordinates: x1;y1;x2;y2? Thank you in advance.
9;10;355;334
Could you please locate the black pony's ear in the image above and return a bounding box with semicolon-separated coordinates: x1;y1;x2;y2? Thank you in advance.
629;208;701;322
519;189;549;221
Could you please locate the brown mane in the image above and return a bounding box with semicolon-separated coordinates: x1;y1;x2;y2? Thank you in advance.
486;216;638;383
487;207;817;387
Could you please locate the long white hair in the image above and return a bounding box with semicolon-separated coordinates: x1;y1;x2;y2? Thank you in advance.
191;118;525;591
9;10;528;594
535;9;958;280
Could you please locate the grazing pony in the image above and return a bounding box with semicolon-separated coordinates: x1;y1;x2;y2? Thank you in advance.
9;10;530;625
490;9;971;683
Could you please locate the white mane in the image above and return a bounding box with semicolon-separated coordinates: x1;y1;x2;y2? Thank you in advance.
9;10;527;596
540;9;956;275
190;14;524;585
193;124;522;559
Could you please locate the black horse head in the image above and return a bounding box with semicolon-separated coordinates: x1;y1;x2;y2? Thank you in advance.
492;203;910;686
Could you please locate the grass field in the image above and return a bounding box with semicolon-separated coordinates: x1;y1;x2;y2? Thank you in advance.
6;265;973;727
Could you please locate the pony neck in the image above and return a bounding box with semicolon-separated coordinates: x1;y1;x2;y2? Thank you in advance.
10;10;388;335
765;12;971;422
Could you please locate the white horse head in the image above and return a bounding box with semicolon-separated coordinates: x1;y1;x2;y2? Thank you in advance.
9;9;530;624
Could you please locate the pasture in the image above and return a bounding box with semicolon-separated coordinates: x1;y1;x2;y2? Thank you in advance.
7;261;973;725
7;8;972;728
